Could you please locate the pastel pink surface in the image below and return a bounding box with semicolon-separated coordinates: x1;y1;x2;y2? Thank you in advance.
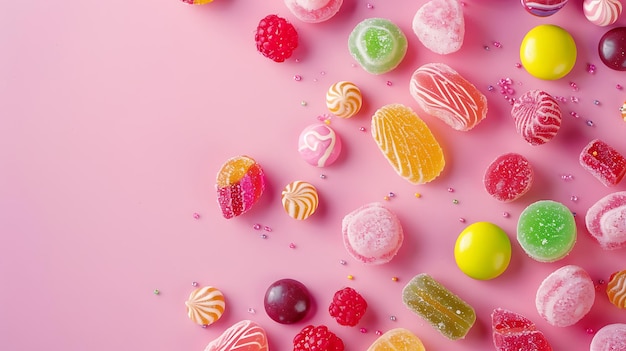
342;202;404;265
585;191;626;249
412;0;465;54
1;1;626;351
297;123;342;167
590;323;626;351
284;0;343;23
535;265;595;327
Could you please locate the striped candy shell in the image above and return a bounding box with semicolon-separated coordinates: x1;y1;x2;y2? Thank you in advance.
281;181;319;220
185;286;226;326
584;0;622;26
205;320;269;351
522;0;568;16
511;90;562;145
585;191;626;249
326;81;362;118
607;270;626;308
410;63;487;131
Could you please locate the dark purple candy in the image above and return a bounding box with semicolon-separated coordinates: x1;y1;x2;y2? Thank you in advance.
263;278;311;324
599;27;626;71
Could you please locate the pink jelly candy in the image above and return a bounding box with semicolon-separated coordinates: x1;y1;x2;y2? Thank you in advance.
491;308;553;351
284;0;343;23
410;62;488;131
535;265;595;327
205;320;269;351
483;153;534;202
511;90;562;145
590;323;626;351
585;191;626;250
412;0;465;55
579;139;626;186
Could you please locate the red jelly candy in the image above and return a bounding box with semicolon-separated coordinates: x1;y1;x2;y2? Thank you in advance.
483;153;534;202
579;139;626;186
492;308;553;351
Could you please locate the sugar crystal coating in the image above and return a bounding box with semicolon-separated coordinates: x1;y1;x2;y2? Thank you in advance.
366;328;426;351
483;153;534;202
204;320;269;351
371;104;445;184
511;90;562;145
402;273;476;340
606;270;626;308
583;0;622;26
585;191;626;250
517;200;576;262
216;156;266;219
412;0;464;55
535;265;595;327
284;0;343;23
590;323;626;351
410;62;488;131
579;139;626;187
185;286;226;326
348;18;407;74
491;308;553;351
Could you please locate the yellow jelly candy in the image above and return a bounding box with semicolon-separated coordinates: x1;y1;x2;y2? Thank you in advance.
454;222;511;280
520;24;577;80
367;328;425;351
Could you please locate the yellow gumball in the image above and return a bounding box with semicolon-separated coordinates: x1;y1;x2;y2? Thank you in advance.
520;24;577;80
454;222;511;280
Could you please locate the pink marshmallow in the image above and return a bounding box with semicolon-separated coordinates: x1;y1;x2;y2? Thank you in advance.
284;0;343;23
590;324;626;351
412;0;465;54
535;265;595;327
585;191;626;250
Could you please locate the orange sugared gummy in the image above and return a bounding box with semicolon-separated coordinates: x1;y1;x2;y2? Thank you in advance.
216;156;258;187
367;328;425;351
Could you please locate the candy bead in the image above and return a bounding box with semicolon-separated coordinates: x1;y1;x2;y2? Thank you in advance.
590;324;626;351
585;191;626;250
204;320;269;351
517;200;576;262
520;24;577;80
454;222;511;280
326;81;362;118
264;278;311;324
535;265;595;327
216;156;266;219
366;328;426;351
606;270;626;308
281;181;319;220
483;153;534;202
402;273;476;340
579;139;626;187
284;0;343;23
371;104;445;184
298;123;342;167
491;308;553;351
412;0;464;55
584;0;622;26
511;90;562;145
348;18;407;74
521;0;568;16
185;286;226;326
410;62;488;131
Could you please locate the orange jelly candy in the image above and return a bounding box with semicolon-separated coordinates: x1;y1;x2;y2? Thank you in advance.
371;104;445;184
367;328;426;351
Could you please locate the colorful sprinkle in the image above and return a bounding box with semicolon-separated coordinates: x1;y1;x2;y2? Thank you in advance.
193;212;200;219
347;275;354;280
153;289;160;295
587;63;596;74
248;308;256;314
192;281;198;287
289;243;296;249
360;327;367;333
293;75;302;81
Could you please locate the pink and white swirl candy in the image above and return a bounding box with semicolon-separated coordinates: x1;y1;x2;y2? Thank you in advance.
185;286;226;326
205;320;269;351
522;0;569;16
511;90;562;146
585;191;626;250
326;81;362;118
298;123;342;167
583;0;622;26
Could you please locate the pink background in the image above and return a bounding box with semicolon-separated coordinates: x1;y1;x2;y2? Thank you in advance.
1;0;625;350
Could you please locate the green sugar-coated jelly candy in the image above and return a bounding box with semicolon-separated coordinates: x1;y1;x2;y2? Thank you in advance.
348;18;407;75
517;200;576;262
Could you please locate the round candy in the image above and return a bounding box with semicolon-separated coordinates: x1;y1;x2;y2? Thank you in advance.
606;270;626;308
454;222;511;280
281;181;319;220
348;18;407;75
284;0;343;23
412;0;465;55
511;90;562;145
520;24;577;80
264;278;311;324
326;81;362;118
599;27;626;71
535;265;595;327
517;200;576;262
185;286;226;326
585;191;626;250
298;123;342;167
521;0;568;16
584;0;622;26
590;324;626;351
483;153;534;202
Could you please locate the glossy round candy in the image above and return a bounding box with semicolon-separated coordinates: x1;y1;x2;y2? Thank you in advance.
185;286;226;326
584;0;622;26
520;24;577;80
284;0;343;23
298;124;342;167
454;222;511;280
264;278;311;324
521;0;568;16
599;27;626;71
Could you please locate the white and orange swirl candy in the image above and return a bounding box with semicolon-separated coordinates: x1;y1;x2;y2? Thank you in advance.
607;270;626;308
205;320;269;351
410;62;488;131
371;104;445;184
185;286;225;326
583;0;622;26
326;81;362;118
281;181;319;220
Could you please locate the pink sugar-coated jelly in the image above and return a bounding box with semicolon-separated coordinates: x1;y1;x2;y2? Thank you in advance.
579;139;626;187
491;308;553;351
483;153;534;202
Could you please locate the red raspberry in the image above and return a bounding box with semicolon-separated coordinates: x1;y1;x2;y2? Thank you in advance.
328;287;367;326
293;325;344;351
255;14;298;62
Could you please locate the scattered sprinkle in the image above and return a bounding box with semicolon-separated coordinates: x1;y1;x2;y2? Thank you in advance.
383;196;390;201
447;187;454;192
263;226;272;232
359;126;366;132
571;96;579;103
375;330;383;336
586;327;595;334
347;275;354;280
153;289;160;295
260;234;268;239
390;315;397;321
301;101;307;106
293;74;302;81
571;195;578;202
320;174;326;179
192;281;198;287
391;276;399;282
253;223;262;230
360;327;367;333
459;217;466;223
366;3;374;9
193;212;200;219
493;41;502;48
248;308;256;314
388;192;395;198
502;212;510;218
586;120;594;127
289;243;296;249
339;259;347;265
586;63;596;74
569;81;579;91
386;80;393;86
414;192;421;198
452;199;459;204
617;84;623;90
515;62;522;68
594;100;600;105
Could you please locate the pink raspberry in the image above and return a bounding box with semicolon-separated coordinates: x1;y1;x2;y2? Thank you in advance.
255;14;299;62
328;287;368;326
293;325;344;351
